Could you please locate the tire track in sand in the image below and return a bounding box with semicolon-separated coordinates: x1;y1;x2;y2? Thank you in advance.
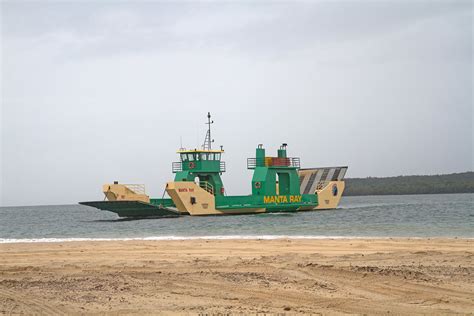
170;279;352;312
0;288;66;315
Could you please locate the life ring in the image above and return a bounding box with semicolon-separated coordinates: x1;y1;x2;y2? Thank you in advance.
255;181;261;189
189;162;196;169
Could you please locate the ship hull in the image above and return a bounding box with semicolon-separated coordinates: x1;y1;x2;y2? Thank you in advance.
165;181;320;216
80;178;346;219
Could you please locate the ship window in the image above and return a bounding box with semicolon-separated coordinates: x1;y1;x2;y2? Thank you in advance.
181;154;188;161
188;154;194;161
208;153;215;160
201;153;208;160
215;153;221;160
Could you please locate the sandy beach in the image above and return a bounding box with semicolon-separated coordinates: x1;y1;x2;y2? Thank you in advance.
0;238;472;314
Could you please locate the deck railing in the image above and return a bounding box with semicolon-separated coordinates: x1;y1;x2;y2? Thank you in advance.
172;162;182;173
172;161;226;173
124;184;146;195
247;157;300;169
199;181;214;195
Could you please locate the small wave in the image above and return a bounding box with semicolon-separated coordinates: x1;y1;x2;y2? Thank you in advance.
0;235;464;244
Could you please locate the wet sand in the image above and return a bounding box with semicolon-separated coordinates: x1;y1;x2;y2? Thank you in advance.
0;238;473;314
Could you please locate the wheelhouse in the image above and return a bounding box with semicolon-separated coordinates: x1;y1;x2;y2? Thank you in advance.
179;151;222;162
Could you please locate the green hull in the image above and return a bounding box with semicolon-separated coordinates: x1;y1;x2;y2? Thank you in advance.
80;201;180;218
215;194;317;212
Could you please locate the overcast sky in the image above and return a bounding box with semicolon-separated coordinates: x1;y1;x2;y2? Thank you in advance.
1;0;472;206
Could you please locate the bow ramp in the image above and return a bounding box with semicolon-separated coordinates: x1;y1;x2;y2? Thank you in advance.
79;200;180;218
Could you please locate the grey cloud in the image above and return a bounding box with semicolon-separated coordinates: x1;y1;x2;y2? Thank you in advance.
1;1;472;206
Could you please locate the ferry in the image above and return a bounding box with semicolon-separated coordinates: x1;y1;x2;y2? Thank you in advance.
80;113;348;218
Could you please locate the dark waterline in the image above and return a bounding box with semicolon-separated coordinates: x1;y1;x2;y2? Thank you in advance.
0;194;472;240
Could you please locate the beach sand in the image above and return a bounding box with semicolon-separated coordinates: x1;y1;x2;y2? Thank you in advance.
0;238;472;315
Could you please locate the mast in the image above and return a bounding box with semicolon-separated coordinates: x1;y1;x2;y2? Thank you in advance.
202;112;214;150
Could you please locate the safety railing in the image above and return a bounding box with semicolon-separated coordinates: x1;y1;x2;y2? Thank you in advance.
199;181;214;195
247;157;300;169
124;184;146;195
220;161;226;172
172;161;226;173
172;162;182;173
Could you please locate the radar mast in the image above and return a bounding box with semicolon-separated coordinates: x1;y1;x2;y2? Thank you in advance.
202;112;214;150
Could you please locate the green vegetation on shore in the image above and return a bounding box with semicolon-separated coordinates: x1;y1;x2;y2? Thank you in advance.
344;172;474;196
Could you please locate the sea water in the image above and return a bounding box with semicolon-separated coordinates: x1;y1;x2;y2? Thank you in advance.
0;194;472;242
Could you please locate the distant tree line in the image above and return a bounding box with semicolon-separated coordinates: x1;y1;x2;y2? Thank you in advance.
344;172;474;196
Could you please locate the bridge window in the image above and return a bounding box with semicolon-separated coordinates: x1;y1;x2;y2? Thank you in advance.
208;153;215;160
201;153;208;160
215;153;221;160
181;154;188;162
187;154;195;161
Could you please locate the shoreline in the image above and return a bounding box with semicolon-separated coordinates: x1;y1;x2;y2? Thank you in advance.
1;235;473;244
1;238;472;314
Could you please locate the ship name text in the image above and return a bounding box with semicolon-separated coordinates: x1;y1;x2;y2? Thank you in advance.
263;195;302;204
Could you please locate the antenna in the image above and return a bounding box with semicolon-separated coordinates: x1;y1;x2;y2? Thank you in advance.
202;112;214;150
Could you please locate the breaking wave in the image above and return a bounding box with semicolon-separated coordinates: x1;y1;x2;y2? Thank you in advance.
0;235;406;244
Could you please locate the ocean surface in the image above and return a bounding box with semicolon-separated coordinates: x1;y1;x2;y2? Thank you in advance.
0;194;472;242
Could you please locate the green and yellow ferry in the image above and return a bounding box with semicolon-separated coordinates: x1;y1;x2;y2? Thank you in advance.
80;113;348;218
